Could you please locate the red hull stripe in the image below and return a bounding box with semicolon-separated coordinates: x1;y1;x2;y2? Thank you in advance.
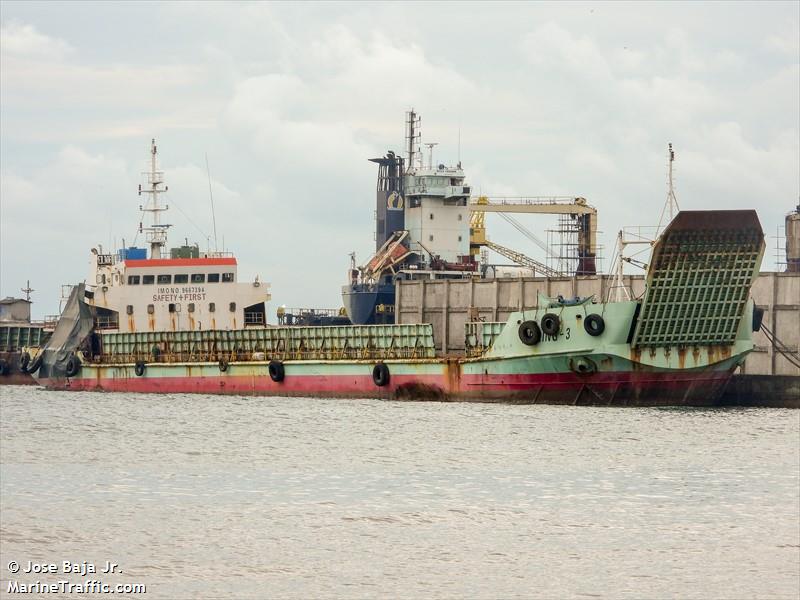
125;258;237;267
50;370;733;403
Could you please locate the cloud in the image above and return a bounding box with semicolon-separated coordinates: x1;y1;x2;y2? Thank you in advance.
0;20;73;59
0;3;797;314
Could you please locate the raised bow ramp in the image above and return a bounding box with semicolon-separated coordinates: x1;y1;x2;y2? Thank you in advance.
632;210;764;348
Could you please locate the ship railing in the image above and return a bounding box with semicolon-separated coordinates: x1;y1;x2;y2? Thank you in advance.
91;323;437;363
93;346;433;364
244;312;265;326
94;315;120;330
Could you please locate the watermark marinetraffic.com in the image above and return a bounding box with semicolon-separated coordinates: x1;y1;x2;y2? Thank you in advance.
5;560;145;594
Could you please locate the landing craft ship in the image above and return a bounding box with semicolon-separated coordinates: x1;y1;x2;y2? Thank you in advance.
27;206;766;405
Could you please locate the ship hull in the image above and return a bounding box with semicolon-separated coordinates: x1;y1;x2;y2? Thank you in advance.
341;283;395;325
0;352;36;385
35;353;741;406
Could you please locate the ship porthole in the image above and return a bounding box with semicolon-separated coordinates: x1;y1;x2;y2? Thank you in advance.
372;363;390;387
518;321;541;346
584;314;605;336
134;361;146;377
541;313;560;336
65;355;81;378
269;360;285;382
218;359;229;372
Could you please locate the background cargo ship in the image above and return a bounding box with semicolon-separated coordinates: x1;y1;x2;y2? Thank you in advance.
0;289;53;384
343;110;598;326
29;209;768;406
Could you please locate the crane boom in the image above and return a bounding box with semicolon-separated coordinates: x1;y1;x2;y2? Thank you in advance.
484;241;559;277
469;196;598;275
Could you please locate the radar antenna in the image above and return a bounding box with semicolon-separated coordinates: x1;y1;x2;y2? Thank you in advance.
424;142;438;169
21;280;34;302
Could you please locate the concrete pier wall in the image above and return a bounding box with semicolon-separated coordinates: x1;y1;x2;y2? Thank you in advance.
396;272;799;377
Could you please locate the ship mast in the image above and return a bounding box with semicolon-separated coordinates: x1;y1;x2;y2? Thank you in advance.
138;139;171;259
656;142;680;236
405;109;421;172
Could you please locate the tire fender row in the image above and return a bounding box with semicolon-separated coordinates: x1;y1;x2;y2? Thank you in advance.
518;313;605;346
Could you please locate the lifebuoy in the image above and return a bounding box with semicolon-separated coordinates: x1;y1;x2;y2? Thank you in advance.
64;355;81;378
27;354;43;374
18;352;30;372
0;359;8;377
518;321;541;346
134;361;146;377
584;314;605;336
541;313;561;336
372;363;390;387
218;358;229;372
268;360;285;382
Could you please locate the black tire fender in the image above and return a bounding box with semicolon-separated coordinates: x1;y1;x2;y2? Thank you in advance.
64;355;81;378
27;354;43;374
372;363;390;387
0;359;8;377
541;313;561;336
584;314;605;337
518;321;541;346
268;360;285;383
134;361;146;377
218;358;229;372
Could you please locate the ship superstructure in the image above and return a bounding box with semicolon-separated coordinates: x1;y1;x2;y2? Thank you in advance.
344;111;476;324
85;140;271;332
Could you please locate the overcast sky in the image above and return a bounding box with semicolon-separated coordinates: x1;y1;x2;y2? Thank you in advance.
1;1;798;319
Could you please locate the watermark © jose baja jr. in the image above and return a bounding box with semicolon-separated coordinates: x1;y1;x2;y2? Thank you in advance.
6;560;146;594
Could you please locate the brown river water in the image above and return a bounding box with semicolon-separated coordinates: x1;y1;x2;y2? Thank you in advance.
1;385;798;599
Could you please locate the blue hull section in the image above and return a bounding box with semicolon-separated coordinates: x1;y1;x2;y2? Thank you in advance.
341;284;395;325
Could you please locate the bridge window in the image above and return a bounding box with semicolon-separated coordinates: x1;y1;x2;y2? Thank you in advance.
188;303;195;313
174;274;188;284
169;303;181;313
229;302;236;312
157;274;171;284
429;235;434;242
222;273;234;283
429;213;434;220
147;304;154;314
127;275;140;285
143;275;155;285
126;305;133;315
209;302;215;312
191;273;205;283
208;273;220;283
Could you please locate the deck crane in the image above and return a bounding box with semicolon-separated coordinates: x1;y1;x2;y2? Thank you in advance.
469;196;598;275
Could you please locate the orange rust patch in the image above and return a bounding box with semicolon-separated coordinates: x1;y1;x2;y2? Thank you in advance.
677;347;687;370
444;359;461;394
